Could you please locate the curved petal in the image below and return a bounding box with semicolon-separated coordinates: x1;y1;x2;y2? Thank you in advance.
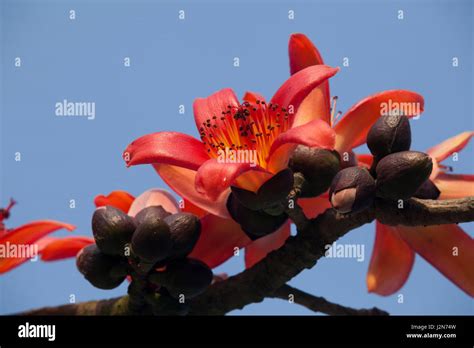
427;131;474;163
123;132;209;170
298;195;331;219
266;118;336;173
41;236;95;261
94;190;135;213
334;90;424;153
243;91;266;104
289;33;325;74
289;34;331;124
397;224;474;296
0;220;75;273
154;163;230;218
270;65;339;128
127;188;180;217
195;158;269;200
435;173;474;199
193;88;240;131
356;153;374;169
245;222;291;269
189;214;252;269
366;223;415;296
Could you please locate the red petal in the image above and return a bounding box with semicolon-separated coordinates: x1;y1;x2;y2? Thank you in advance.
0;220;75;273
289;33;325;74
189;214;251;268
397;224;474;296
288;34;331;124
427;131;474;163
127;188;180;217
181;199;208;218
435;173;474;199
298;195;332;219
41;236;94;261
243;91;266;104
94;190;135;213
123;132;209;170
356;154;374;169
245;222;291;268
270;65;339;127
154;164;230;218
193;88;240;131
195;158;269;200
366;223;415;296
334;90;424;153
266;118;336;173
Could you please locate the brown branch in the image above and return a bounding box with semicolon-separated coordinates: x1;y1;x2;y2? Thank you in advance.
20;296;128;316
16;196;474;316
272;284;388;316
188;196;474;314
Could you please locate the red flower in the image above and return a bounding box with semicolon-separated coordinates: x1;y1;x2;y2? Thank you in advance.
0;199;76;273
123;67;338;219
123;62;343;268
291;33;474;296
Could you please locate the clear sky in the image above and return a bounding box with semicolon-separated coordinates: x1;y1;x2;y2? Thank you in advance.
1;0;473;315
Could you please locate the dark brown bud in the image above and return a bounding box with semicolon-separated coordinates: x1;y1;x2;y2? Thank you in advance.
134;205;171;226
339;150;358;169
76;244;126;289
131;217;172;263
163;213;201;259
226;193;287;239
288;146;340;197
375;151;433;200
231;168;294;210
367;114;411;158
92;206;136;256
413;179;441;200
151;258;213;300
329;167;376;213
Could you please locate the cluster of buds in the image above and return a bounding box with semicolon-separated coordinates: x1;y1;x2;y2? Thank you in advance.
227;169;294;239
329;114;439;214
76;205;212;302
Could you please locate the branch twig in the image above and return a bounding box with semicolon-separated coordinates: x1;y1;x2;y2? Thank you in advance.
272;284;388;316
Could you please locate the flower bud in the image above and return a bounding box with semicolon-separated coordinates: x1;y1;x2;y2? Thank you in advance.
231;169;294;210
134;205;171;226
151;258;213;300
92;206;136;256
163;213;201;259
367;115;411;158
76;244;126;289
329;167;376;213
257;168;294;207
339;150;357;169
226;193;287;239
413;179;440;200
131;217;172;263
289;146;340;197
375;151;433;200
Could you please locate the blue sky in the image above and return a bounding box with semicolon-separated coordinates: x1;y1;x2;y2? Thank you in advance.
1;0;473;315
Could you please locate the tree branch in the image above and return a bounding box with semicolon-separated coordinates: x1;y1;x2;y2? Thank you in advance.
272;284;388;316
16;197;474;316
